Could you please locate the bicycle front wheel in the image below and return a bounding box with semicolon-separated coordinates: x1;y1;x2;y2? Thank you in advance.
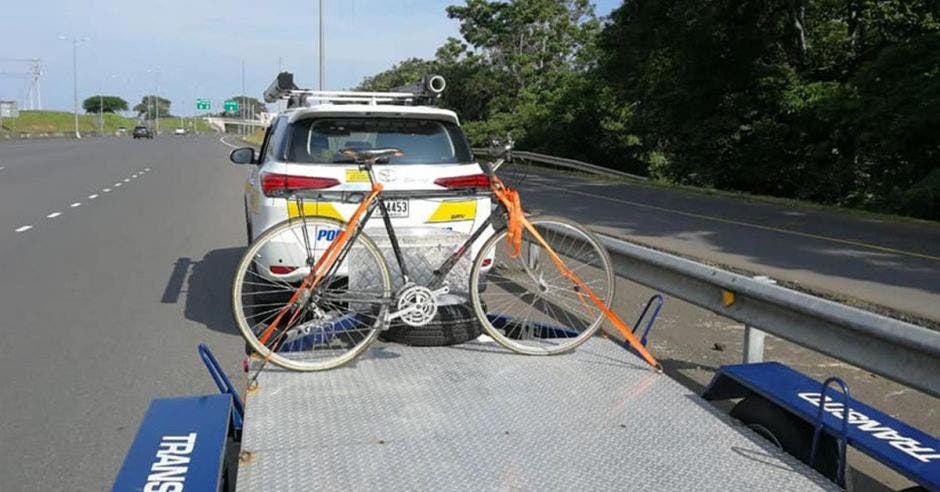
470;216;614;355
232;216;392;371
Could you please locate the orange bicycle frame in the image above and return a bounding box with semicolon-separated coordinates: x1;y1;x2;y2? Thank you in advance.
258;175;660;371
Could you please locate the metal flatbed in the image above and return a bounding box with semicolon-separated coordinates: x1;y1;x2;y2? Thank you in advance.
237;337;838;491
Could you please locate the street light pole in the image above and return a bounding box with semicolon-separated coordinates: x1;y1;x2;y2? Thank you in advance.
155;71;160;135
319;0;325;91
59;35;88;139
241;58;246;136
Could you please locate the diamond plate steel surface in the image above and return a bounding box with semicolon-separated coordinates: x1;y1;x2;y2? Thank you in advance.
369;227;472;294
238;338;838;491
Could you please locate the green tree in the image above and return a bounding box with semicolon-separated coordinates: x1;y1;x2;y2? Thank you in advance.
133;95;172;120
82;95;128;114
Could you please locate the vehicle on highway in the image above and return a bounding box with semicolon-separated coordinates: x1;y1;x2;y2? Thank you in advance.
173;127;186;135
115;126;127;136
132;126;153;139
229;73;510;350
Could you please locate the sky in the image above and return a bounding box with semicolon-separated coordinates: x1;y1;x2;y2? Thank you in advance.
0;0;622;116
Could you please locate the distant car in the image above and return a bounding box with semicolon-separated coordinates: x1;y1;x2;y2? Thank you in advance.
173;128;186;135
115;126;128;136
132;126;153;139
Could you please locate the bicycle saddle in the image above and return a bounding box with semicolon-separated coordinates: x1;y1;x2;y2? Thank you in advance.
339;147;404;162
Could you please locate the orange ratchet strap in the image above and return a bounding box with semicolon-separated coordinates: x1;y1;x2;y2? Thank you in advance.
490;177;661;371
491;178;523;258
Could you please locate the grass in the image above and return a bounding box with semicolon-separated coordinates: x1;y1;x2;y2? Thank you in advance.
0;110;215;135
243;129;265;147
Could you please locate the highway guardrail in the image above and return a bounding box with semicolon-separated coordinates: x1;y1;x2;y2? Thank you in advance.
473;148;647;180
594;231;940;399
486;147;940;396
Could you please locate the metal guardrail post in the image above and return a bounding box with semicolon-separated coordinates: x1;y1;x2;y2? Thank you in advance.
743;276;775;363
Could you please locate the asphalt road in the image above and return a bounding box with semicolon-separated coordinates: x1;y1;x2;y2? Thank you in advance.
0;136;247;491
0;136;936;490
510;166;940;324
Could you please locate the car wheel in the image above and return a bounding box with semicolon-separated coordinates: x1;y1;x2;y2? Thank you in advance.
380;303;482;346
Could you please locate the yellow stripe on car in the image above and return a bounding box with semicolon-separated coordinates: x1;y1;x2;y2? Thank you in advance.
287;201;345;222
427;200;477;223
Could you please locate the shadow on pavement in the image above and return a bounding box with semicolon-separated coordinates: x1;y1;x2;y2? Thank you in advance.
162;248;243;335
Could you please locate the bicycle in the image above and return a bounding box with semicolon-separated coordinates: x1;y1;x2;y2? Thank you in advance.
231;146;660;372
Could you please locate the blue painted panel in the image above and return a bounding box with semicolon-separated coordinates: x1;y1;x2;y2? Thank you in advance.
113;394;232;492
716;362;940;490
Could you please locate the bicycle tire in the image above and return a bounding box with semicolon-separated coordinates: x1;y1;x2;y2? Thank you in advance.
232;216;392;371
469;216;615;355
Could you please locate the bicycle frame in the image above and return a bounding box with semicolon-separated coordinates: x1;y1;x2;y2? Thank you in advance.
256;161;661;371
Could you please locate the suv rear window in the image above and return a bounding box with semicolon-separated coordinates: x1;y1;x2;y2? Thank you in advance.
285;118;473;164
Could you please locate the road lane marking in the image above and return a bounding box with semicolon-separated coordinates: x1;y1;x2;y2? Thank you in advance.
70;202;81;208
542;184;940;262
103;188;111;192
123;178;130;182
0;166;5;171
144;167;151;171
15;225;32;232
115;183;122;187
219;136;240;149
47;212;61;219
88;194;99;199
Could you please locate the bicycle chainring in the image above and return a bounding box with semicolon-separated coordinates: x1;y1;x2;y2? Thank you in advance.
395;284;438;327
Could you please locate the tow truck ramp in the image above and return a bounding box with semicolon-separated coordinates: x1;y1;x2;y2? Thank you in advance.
235;337;837;491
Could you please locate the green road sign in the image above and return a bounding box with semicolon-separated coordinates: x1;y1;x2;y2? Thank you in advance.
224;100;239;112
196;99;211;110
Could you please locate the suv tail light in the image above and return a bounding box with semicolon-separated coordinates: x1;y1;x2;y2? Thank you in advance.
261;173;340;196
433;174;491;189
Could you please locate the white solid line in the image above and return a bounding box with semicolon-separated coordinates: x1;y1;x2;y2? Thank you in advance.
219;136;240;149
103;188;111;193
15;225;32;232
47;212;61;218
88;194;99;199
70;202;81;208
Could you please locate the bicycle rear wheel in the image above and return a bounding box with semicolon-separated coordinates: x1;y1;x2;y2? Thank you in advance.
232;216;391;371
470;216;614;355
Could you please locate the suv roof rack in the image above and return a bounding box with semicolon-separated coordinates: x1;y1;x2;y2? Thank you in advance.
264;72;446;109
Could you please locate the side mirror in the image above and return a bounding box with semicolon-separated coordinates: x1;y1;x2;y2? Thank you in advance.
230;147;256;165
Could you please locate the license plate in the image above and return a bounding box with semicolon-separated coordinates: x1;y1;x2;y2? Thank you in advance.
383;199;409;218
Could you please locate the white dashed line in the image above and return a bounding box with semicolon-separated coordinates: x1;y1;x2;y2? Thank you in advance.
88;194;99;199
115;183;123;187
0;166;5;171
47;212;61;219
103;188;111;193
70;202;81;208
132;174;138;178
123;178;130;182
144;167;151;171
15;225;32;232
